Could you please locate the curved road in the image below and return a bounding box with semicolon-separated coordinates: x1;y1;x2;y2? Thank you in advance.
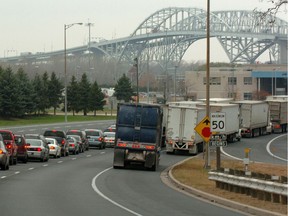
0;121;286;216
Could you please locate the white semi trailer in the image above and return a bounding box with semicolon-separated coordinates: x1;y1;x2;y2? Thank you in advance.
165;105;206;155
232;100;270;137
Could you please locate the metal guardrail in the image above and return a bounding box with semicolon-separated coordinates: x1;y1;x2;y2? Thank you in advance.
208;171;288;204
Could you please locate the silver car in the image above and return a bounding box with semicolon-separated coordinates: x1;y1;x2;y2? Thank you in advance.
46;138;61;158
26;139;50;162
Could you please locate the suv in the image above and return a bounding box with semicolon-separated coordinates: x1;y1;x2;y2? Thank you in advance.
66;129;89;151
0;130;18;165
15;135;28;163
43;130;69;157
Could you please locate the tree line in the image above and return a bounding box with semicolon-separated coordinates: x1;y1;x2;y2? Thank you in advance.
0;66;135;118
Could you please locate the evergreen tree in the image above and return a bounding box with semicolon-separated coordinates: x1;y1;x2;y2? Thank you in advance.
67;75;80;115
14;68;35;116
0;67;18;117
48;72;63;115
114;74;134;102
78;73;91;115
39;72;50;114
89;81;106;116
32;74;43;115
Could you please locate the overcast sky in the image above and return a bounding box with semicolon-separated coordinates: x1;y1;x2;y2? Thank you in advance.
1;0;287;62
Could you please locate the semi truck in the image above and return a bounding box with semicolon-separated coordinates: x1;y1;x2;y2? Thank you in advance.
232;100;270;137
266;99;287;133
165;105;206;155
113;103;163;171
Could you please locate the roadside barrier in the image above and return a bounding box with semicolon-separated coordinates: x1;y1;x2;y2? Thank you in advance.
208;168;288;205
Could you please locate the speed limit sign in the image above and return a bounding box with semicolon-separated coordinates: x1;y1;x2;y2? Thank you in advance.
210;112;226;132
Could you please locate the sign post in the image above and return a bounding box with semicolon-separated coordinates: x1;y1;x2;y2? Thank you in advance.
210;112;226;170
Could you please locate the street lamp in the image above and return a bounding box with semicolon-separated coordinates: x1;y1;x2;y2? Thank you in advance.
134;57;139;103
64;22;82;123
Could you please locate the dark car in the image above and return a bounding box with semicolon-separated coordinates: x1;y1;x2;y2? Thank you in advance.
66;129;89;151
43;130;69;157
84;129;106;149
0;130;18;165
0;134;9;170
14;135;28;163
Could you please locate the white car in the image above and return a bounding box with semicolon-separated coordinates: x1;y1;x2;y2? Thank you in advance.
103;131;116;147
46;138;61;158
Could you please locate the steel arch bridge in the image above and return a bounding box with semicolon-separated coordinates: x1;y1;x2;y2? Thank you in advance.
1;7;287;73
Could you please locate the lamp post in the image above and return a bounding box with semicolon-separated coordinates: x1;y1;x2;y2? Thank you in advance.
64;22;82;123
134;57;139;103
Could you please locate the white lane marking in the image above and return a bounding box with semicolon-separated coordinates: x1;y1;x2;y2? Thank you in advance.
71;157;77;160
43;164;48;167
266;134;288;162
92;167;142;216
86;155;92;157
57;161;63;164
28;129;36;131
1;176;6;179
220;147;242;161
28;167;35;170
15;171;20;174
100;152;105;154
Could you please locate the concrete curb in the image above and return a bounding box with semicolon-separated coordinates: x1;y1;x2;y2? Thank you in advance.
160;157;285;216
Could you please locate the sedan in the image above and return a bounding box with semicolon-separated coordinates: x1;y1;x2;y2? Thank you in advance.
26;139;50;162
0;135;9;170
103;131;116;147
67;137;80;155
67;134;84;153
85;129;106;149
46;138;61;158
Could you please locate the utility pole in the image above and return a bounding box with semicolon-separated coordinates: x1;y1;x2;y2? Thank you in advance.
85;22;94;70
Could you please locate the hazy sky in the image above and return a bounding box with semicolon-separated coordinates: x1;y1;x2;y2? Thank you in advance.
1;0;287;62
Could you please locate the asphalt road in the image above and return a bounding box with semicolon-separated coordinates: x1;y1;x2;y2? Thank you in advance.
0;121;286;216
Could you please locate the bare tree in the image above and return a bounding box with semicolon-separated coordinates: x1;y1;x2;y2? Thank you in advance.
255;0;287;23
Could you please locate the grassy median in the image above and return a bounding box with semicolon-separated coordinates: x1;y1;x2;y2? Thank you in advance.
172;155;287;215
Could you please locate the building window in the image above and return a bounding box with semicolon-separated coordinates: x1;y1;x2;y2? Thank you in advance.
228;92;236;98
203;77;221;85
244;77;252;85
243;92;252;100
228;77;237;85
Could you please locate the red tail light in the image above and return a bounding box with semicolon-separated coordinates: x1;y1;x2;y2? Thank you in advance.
145;145;155;150
61;140;65;144
117;143;127;147
6;144;12;149
50;146;55;150
98;137;103;141
70;144;75;147
274;124;281;129
37;148;42;152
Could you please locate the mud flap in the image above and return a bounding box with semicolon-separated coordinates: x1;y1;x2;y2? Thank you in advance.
113;149;125;167
144;151;156;168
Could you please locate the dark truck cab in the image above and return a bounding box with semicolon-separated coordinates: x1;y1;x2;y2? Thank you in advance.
113;103;163;171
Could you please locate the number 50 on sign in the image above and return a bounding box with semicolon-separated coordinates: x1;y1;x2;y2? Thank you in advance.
210;112;226;132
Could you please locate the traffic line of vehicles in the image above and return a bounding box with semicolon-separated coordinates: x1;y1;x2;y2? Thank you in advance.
0;126;116;171
164;96;287;156
112;96;287;171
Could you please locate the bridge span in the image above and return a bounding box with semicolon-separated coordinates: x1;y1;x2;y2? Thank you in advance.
1;7;287;76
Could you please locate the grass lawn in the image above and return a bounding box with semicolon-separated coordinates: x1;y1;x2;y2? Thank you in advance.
0;113;116;127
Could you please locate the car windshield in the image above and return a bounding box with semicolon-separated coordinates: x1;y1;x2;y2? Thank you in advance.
46;139;56;144
0;132;12;140
26;139;42;146
44;130;65;138
86;131;100;136
67;135;80;141
104;133;115;138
